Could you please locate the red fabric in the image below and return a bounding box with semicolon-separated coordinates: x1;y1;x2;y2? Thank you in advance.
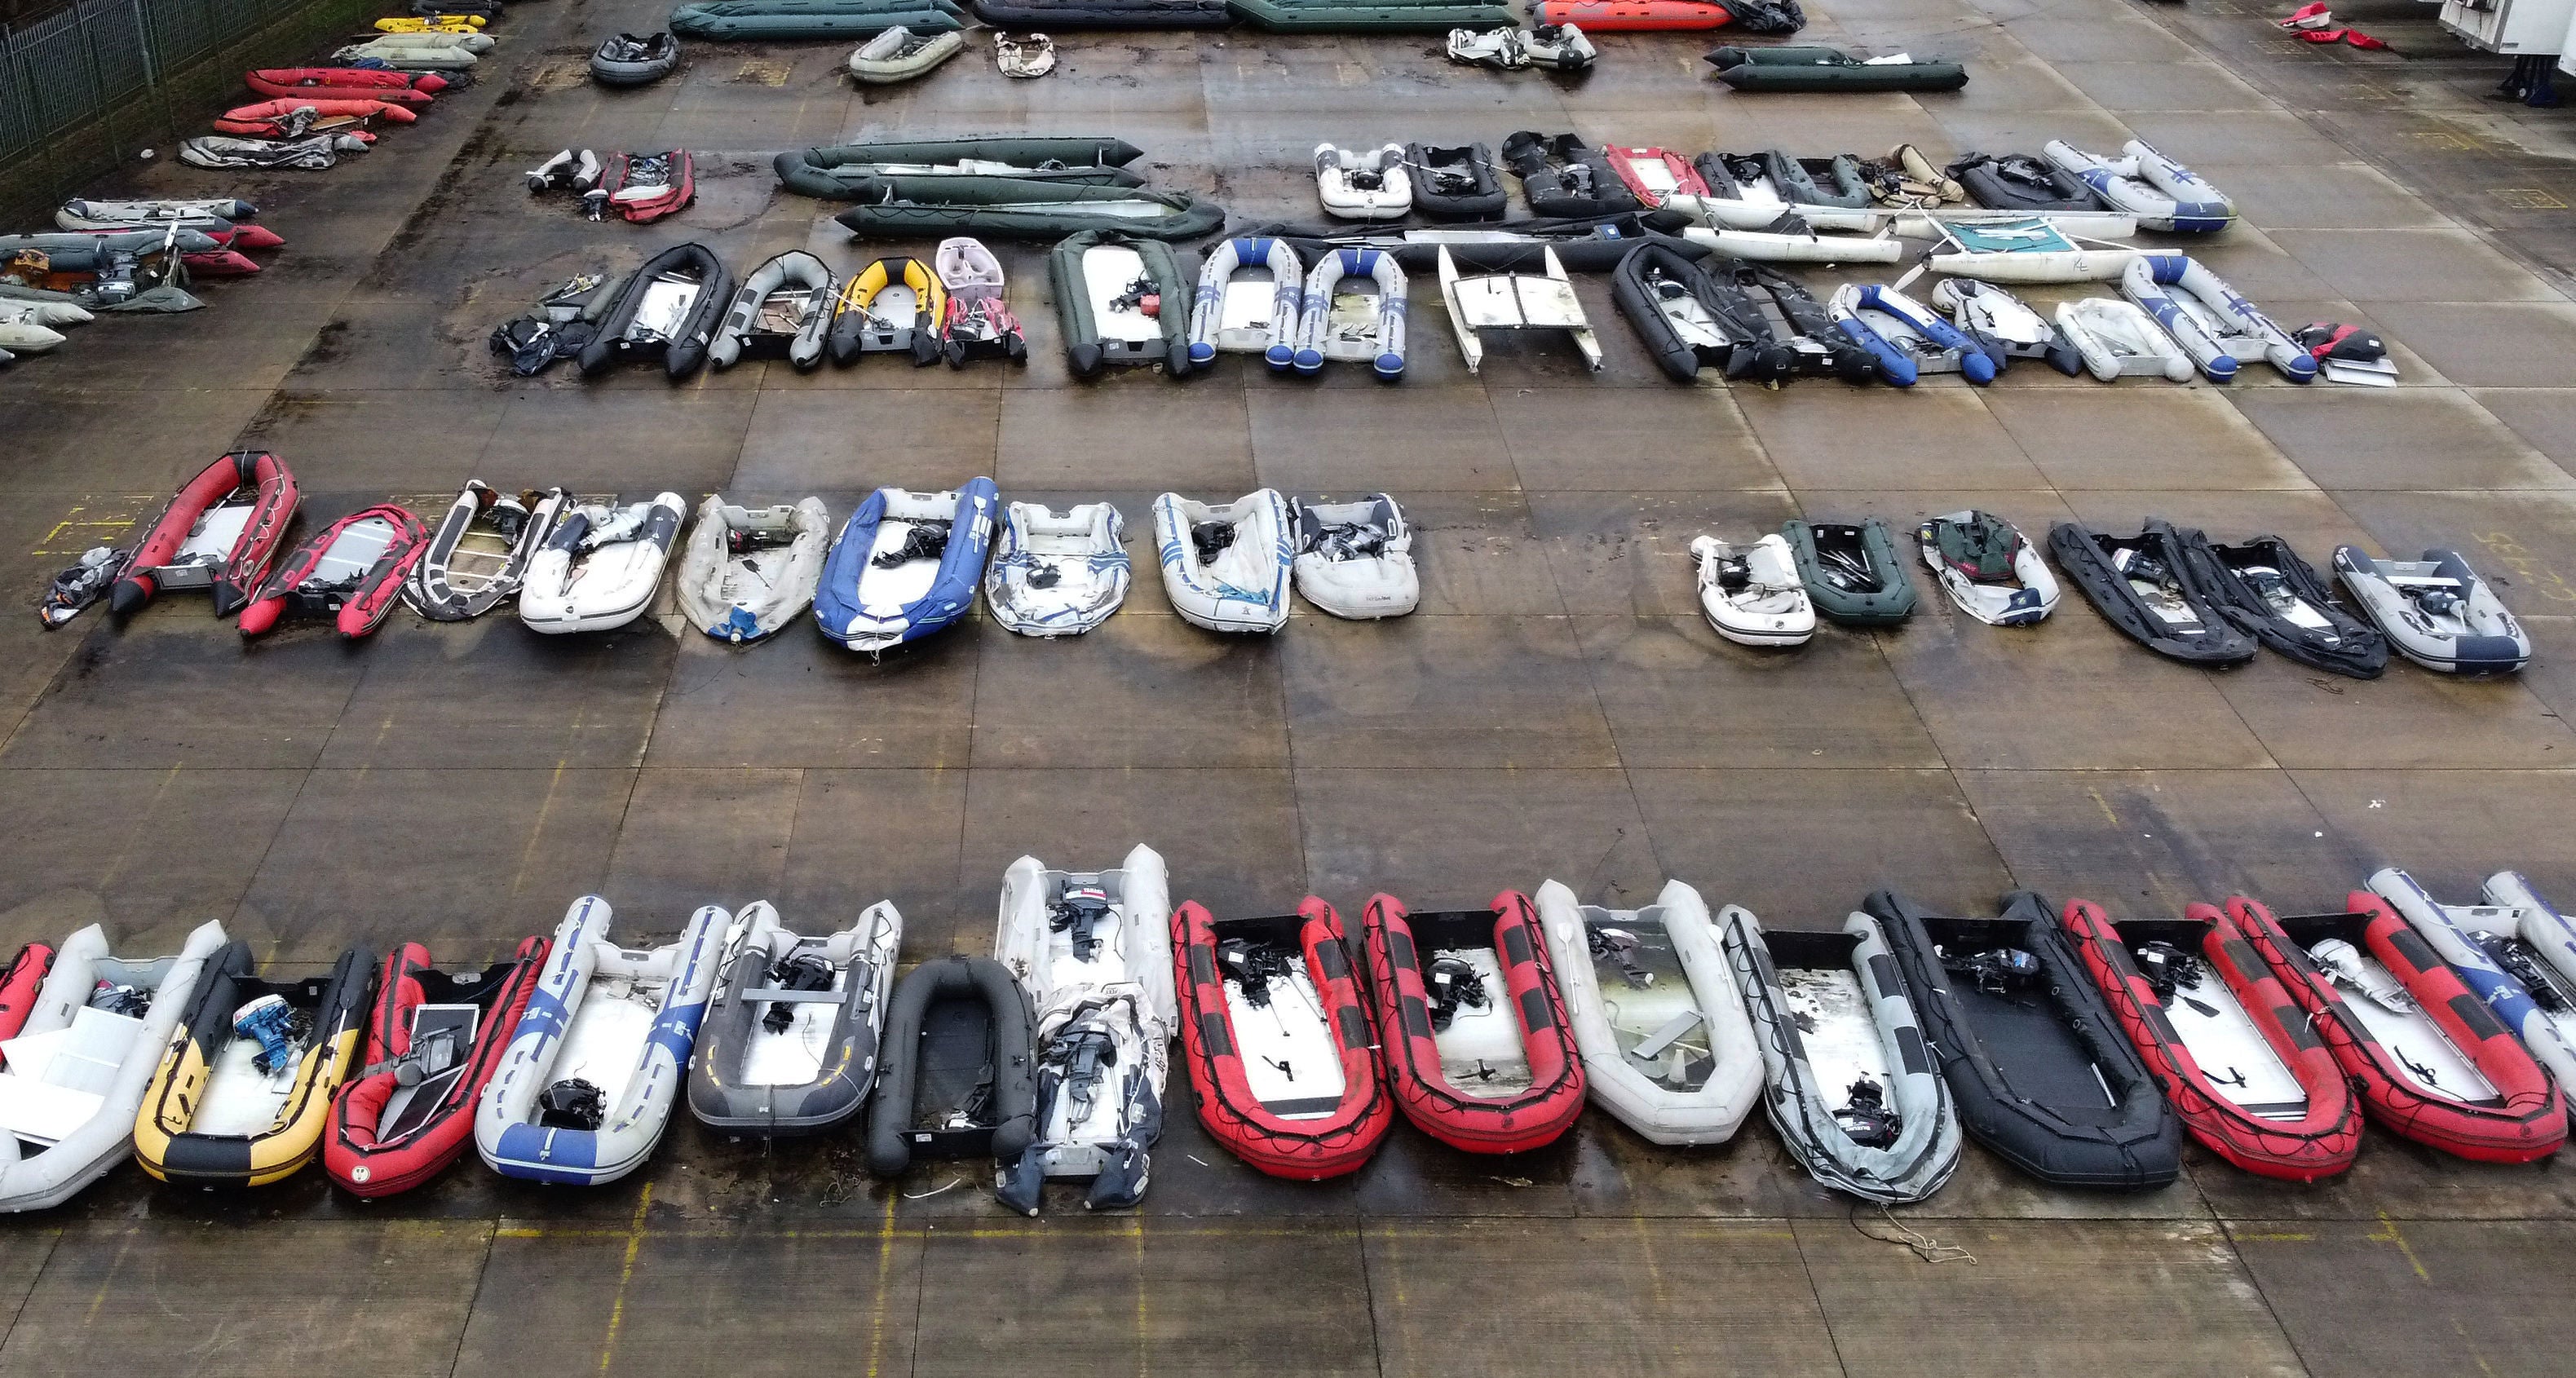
0;943;57;1051
326;935;547;1197
1360;891;1585;1155
245;68;439;105
236;503;430;638
1535;0;1734;29
1602;147;1709;206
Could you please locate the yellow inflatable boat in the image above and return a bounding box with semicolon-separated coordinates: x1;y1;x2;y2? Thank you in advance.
374;15;487;32
132;943;372;1188
828;255;947;366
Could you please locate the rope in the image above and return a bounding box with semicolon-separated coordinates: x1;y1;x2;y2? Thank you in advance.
1850;1204;1977;1265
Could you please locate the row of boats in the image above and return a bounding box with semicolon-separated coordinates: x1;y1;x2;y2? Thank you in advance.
5;859;2569;1212
36;454;1421;643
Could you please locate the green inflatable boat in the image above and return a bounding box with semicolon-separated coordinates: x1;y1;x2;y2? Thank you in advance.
672;0;965;39
1705;46;1968;93
1228;0;1517;31
775;138;1147;198
1049;230;1193;379
833;176;1225;241
1782;518;1917;625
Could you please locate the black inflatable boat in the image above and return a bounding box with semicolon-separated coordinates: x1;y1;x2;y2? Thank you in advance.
1871;890;2181;1190
1714;258;1875;383
1502;131;1643;218
577;242;732;381
1611;240;1770;384
2048;520;2258;665
2173;529;2388;679
1406;142;1507;219
865;956;1038;1177
1947;152;2107;214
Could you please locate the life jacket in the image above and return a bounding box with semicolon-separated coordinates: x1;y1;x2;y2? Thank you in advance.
1936;513;2024;584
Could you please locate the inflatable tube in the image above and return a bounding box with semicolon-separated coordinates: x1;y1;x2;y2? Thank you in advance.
578;242;731;379
2044;139;2234;234
687;901;901;1135
815;479;1000;653
673;1;965;38
404;482;568;622
245;69;442;104
134;944;373;1188
712;250;836;371
1782;517;1915;625
595;149;695;223
1707;44;1966;91
1828;282;1995;386
1153;489;1292;634
973;0;1233;25
985;501;1130;636
1050;229;1191;378
834;176;1223;240
217;96;416;131
674;496;832;643
1535;879;1762;1146
1406;143;1505;219
2121;254;2310;384
865;956;1036;1176
1928;277;2078;377
2047;520;2258;665
1502;131;1643;217
1315;143;1412;221
236;503;432;639
1189;236;1306;369
1362;891;1586;1155
1292;246;1406;378
775;138;1144;197
113;449;298;618
1870;890;2182;1190
1761;151;1869;210
325;938;546;1197
1536;0;1736;29
2374;870;2576;1108
2056;296;2193;383
2171;529;2384;678
1613;240;1761;383
2332;546;2529;674
1602;146;1708;208
591;31;681;86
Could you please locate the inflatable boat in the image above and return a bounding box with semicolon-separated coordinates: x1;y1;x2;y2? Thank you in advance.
687;900;902;1136
180;133;369;170
1689;533;1814;647
1437;246;1603;373
1947;151;2106;214
1706;45;1968;92
2043;141;2234;234
1828;281;1997;386
1721;905;1960;1203
333;38;480;68
2056;297;2194;382
1406;143;1506;219
325;937;547;1196
1601;146;1708;208
815;479;1000;654
0;922;227;1212
212;98;409;142
2236;893;2563;1163
1154;489;1294;634
1677;155;1885;232
578;242;731;380
2057;898;2360;1181
1290;494;1417;619
477;897;724;1186
935;236;1027;364
775;138;1145;198
594;150;696;224
674;0;966;39
0;944;43;1036
976;0;1231;25
1188;236;1306;370
1535;879;1761;1146
992;846;1174;1212
1871;890;2181;1190
1501;132;1641;217
1172;896;1392;1178
832;176;1224;241
2372;869;2576;1111
1294;247;1407;378
0;299;84;356
406;482;568;621
1050;229;1193;378
1929;278;2080;376
1315;144;1411;220
847;25;961;82
1535;0;1739;29
1918;510;2057;627
243;70;444;105
592;31;682;86
864;955;1036;1177
2122;255;2312;383
1361;890;1585;1154
828;255;945;366
2172;530;2385;678
519;493;687;634
112;449;299;618
2332;546;2529;674
674;495;832;643
2048;521;2258;665
1782;518;1915;626
985;501;1131;637
710;250;834;370
1709;259;1875;382
1611;241;1764;385
134;943;373;1188
1231;0;1518;33
236;504;431;639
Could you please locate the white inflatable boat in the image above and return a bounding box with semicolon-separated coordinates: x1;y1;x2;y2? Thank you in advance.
1690;533;1814;647
1315;143;1411;221
476;895;724;1186
2332;546;2530;674
1187;236;1306;370
1535;880;1762;1146
0;922;228;1212
1929;278;2081;377
1918;510;2059;627
2043;140;2236;234
1294;247;1407;378
1154;489;1293;634
984;501;1131;637
519;492;687;634
2369;868;2576;1100
1290;494;1418;619
674;494;831;643
2056;297;2195;382
992;845;1174;1212
2122;255;2314;383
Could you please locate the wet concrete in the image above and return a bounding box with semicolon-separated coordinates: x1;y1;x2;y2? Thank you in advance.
6;0;2576;1371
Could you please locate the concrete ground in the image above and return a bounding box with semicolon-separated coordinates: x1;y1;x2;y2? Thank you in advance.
6;0;2576;1372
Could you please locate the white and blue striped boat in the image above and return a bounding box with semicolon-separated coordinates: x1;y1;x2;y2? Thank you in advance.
1152;489;1292;635
984;501;1131;638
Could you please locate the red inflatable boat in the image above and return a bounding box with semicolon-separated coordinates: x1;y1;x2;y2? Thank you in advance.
113;449;300;618
1361;891;1585;1155
1602;145;1708;206
245;68;446;105
215;98;418;140
1535;0;1738;29
2237;894;2564;1164
0;940;56;1042
2058;898;2361;1181
53;226;274;276
326;937;547;1197
1172;897;1394;1180
237;503;431;638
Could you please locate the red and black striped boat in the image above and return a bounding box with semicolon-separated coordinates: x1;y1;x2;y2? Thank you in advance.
236;503;431;638
112;449;299;618
1360;891;1585;1155
325;938;547;1197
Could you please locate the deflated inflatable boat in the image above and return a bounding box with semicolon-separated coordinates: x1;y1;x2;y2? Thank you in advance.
134;943;373;1188
815;479;999;653
1918;510;2057;627
1536;879;1761;1146
1361;890;1586;1155
687;900;902;1136
326;937;547;1196
675;495;831;643
2049;520;2257;665
2172;530;2384;678
864;956;1036;1177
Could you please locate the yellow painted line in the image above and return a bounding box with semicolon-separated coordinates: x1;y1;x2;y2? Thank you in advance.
2233;1231;2313;1242
596;1183;653;1373
33;497;155;557
509;762;570;899
864;1193;897;1378
2493;188;2570;211
2367;1210;2428;1283
1132;1215;1150;1378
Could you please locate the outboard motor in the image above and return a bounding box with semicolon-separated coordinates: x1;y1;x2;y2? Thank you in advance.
1832;1076;1902;1148
2132;940;2201;1003
763;952;836;1034
233;994;302;1076
1048;886;1114;961
1425;956;1489;1031
537;1077;607;1130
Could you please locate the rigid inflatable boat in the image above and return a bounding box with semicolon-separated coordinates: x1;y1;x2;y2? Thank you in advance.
1829;281;1996;386
775;138;1145;198
1501;132;1641;216
1154;489;1294;634
847;25;961;82
134;943;372;1188
1601;146;1707;208
1361;891;1585;1154
1947;151;2106;214
1535;879;1761;1146
2048;521;2258;665
1050;229;1192;378
0;922;227;1212
992;846;1174;1212
325;937;547;1196
2057;898;2361;1181
2331;547;2529;674
477;897;724;1186
1611;241;1763;384
2172;530;2385;678
2372;869;2576;1109
1172;896;1392;1178
236;504;430;639
1315;144;1411;220
687;900;901;1136
578;242;731;380
711;250;834;370
519;494;687;634
828;255;945;366
1721;906;1961;1203
935;236;1027;364
2237;894;2562;1163
1189;236;1307;370
1782;518;1915;626
1871;890;2181;1190
1707;45;1967;92
1294;247;1407;378
985;501;1131;637
1690;533;1814;647
1918;510;2058;627
1929;278;2080;376
675;495;832;643
1438;246;1603;373
406;482;568;621
864;955;1036;1177
2122;255;2313;383
592;31;681;85
243;70;444;105
1407;143;1506;219
833;177;1224;241
2056;296;2194;382
815;479;1000;653
113;449;299;618
2044;141;2233;234
1291;494;1417;619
